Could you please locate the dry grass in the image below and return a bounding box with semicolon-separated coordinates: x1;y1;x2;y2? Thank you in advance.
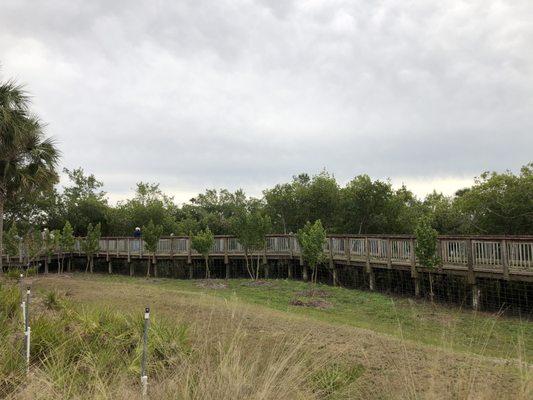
1;274;532;399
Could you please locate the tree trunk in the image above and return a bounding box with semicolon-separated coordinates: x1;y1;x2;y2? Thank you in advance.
244;249;253;279
205;256;210;279
146;257;151;278
68;256;72;273
90;256;94;273
85;256;90;273
0;199;4;275
429;273;435;304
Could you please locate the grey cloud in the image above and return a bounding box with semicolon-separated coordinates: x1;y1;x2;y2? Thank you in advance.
1;0;532;199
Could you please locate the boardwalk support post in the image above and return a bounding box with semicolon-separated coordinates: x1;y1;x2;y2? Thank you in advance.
332;266;338;286
472;284;481;311
108;260;112;274
302;263;308;282
465;238;480;310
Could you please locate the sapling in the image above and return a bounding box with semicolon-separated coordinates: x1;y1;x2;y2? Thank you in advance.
191;228;215;278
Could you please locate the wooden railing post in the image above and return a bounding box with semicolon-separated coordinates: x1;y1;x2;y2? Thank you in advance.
289;234;294;258
365;237;370;273
170;237;175;258
386;238;392;269
436;239;443;271
410;238;420;296
344;237;351;262
187;236;192;264
466;238;474;285
501;239;509;280
365;237;375;290
127;238;131;263
328;237;334;266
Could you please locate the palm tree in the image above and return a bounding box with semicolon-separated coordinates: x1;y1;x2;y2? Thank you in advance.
0;79;60;273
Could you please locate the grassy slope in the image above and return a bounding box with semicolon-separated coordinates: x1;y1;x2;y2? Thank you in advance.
97;275;531;361
8;274;531;399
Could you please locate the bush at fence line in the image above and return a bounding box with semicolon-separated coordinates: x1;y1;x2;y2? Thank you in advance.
0;285;190;399
5;267;22;280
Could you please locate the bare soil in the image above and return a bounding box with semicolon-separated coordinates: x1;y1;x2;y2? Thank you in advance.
195;280;228;289
295;288;331;298
289;298;334;309
241;280;274;287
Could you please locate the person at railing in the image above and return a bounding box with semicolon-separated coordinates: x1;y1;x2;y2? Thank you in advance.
133;227;142;252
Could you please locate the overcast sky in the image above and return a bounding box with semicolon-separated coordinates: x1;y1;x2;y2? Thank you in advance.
1;0;532;203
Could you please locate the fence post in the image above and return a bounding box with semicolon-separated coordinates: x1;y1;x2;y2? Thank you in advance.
141;306;150;397
25;287;31;374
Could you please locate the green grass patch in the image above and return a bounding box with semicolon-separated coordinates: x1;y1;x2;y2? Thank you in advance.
90;274;532;361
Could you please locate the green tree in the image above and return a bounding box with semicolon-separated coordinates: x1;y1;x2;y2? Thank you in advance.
112;183;179;236
340;175;394;234
48;229;61;274
24;229;43;270
423;191;463;234
454;164;533;235
264;171;340;232
60;221;76;273
231;201;271;280
82;223;101;273
3;223;20;264
41;229;58;274
0;78;59;273
297;220;327;285
61;168;109;235
142;220;163;278
414;216;440;303
191;227;215;278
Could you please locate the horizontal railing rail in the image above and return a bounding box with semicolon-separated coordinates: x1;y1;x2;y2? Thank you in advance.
3;234;532;275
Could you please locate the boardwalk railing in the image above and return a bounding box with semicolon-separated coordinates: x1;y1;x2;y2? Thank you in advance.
4;234;533;276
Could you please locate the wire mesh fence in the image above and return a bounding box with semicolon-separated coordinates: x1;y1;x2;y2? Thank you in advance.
54;255;533;317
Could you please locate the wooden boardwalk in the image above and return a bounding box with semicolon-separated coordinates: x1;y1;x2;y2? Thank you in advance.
92;234;533;281
4;234;532;281
3;233;532;310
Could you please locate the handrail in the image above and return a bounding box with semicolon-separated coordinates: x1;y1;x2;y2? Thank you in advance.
4;234;532;275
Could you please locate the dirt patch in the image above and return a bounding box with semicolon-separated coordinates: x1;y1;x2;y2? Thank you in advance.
195;280;228;290
289;298;334;310
241;280;274;287
296;289;331;298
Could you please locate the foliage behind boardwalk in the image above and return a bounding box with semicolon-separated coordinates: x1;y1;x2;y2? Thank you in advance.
4;164;532;237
